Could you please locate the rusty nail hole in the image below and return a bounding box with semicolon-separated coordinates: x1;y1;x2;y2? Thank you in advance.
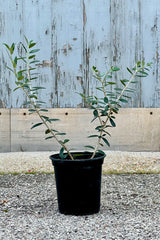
150;112;153;115
23;112;26;116
65;112;68;116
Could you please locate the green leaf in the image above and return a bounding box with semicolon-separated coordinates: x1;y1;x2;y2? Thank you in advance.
13;87;21;91
29;68;36;71
30;60;40;64
55;132;66;136
45;129;51;134
120;80;126;86
122;79;129;83
30;77;38;81
63;139;70;144
110;100;118;105
3;43;10;51
18;76;24;80
108;82;116;85
114;87;123;91
29;55;36;59
29;42;36;48
136;75;147;78
91;117;97;123
119;98;128;103
24;36;29;44
147;62;153;67
22;84;30;89
102;130;111;136
101;110;108;116
39;109;48;112
36;101;46;104
88;135;99;138
112;67;120;71
29;49;40;54
105;105;109;112
104;97;108;103
97;150;105;155
31;122;43;129
136;61;142;67
96;87;103;92
59;147;65;159
102;137;110;147
45;136;54;140
3;43;15;55
99;72;105;77
110;118;116;127
92;66;98;72
41;115;49;121
106;75;112;79
130;81;138;84
29;94;37;99
95;126;103;131
51;129;59;133
93;109;98;117
49;119;59;122
28;109;36;112
112;108;119;114
14;56;17;64
84;145;95;149
10;43;15;54
127;67;133;75
15;81;19;86
32;87;46;90
125;89;135;93
18;69;27;74
19;41;27;53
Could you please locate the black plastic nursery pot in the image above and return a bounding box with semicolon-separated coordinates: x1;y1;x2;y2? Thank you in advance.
50;152;105;215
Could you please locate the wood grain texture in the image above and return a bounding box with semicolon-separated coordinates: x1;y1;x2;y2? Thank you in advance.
0;109;10;152
0;0;160;108
0;108;159;152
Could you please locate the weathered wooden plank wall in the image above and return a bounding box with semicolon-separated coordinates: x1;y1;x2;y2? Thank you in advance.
0;0;160;108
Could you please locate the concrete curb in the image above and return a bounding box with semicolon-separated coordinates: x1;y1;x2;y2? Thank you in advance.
0;151;160;174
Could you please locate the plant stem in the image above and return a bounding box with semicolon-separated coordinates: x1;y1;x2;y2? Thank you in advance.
91;67;139;159
11;53;74;160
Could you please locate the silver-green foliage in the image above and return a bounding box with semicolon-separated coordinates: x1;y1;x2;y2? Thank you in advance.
81;61;152;158
4;37;152;160
4;37;73;160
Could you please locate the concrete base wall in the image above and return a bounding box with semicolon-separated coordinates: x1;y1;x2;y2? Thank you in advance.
0;108;160;152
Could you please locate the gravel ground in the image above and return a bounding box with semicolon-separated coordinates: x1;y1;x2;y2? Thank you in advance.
1;151;160;173
0;174;160;240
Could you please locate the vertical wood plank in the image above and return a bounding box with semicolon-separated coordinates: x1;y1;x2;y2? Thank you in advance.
50;0;83;107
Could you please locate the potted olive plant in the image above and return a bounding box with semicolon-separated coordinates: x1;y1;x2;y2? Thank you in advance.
4;37;152;215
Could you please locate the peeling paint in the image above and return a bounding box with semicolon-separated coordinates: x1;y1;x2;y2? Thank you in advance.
36;60;53;68
83;1;87;29
62;44;72;56
0;0;159;108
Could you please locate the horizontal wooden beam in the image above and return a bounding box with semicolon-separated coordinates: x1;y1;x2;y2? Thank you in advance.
0;108;160;152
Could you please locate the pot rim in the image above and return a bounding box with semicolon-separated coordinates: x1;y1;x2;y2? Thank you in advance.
50;151;105;166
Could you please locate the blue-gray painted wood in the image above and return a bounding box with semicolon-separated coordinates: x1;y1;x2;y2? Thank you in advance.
0;0;160;108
